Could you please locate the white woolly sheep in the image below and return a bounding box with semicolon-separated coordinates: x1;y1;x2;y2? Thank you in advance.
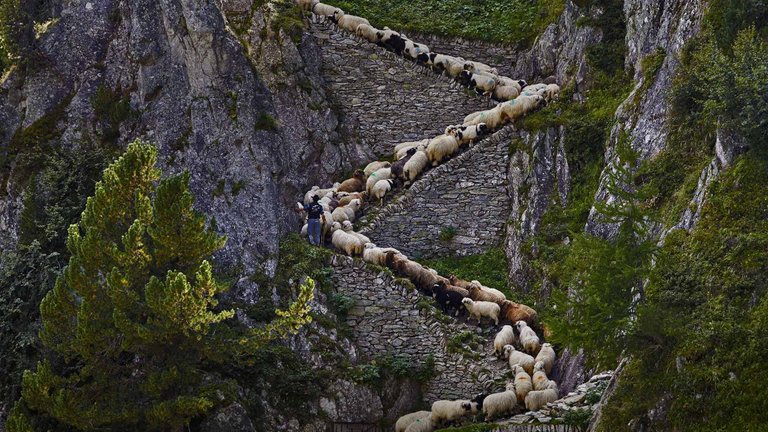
468;71;498;95
461;298;500;326
482;383;517;421
504;345;535;376
535;342;556;375
492;85;521;102
456;123;490;145
300;223;308;237
431;399;478;426
464;60;498;75
321;210;334;240
366;167;392;195
470;280;507;301
441;56;466;78
463;106;506;129
337;14;370;33
515;321;541;355
330;222;364;255
403;148;429;182
363;243;403;266
395;139;429;159
426;134;459;166
403;40;430;60
312;3;343;18
331;198;361;223
395;410;431;432
493;325;516;357
513;365;533;403
364;161;391;176
532;361;550;390
544;83;560;102
498;95;540;123
404;414;434;432
296;0;319;12
371;178;394;205
524;382;559;412
496;76;523;91
355;23;379;43
341;220;370;244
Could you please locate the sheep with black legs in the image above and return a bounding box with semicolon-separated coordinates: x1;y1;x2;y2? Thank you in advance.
504;344;535;375
330;222;364;256
337;14;370;33
453;123;490;146
337;169;366;193
431;400;478;427
403;147;429;183
391;147;416;178
426;134;459;166
371;178;394;205
532;361;552;390
493;325;516;357
462;298;500;326
364;160;390;176
492;85;521;102
482;382;518;421
431;281;468;317
535;342;557;375
331;198;361;223
515;320;541;355
396;411;431;432
377;27;406;55
463;71;498;96
513;365;533;403
366;167;392;195
525;381;559;412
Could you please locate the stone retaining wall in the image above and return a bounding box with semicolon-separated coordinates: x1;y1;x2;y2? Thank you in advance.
359;126;515;259
311;20;497;157
330;256;511;403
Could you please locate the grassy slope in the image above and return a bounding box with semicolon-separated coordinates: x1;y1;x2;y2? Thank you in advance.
323;0;565;45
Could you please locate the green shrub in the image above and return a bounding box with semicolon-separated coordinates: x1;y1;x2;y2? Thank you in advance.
562;407;593;430
255;112;279;131
90;85;133;144
329;293;355;319
438;226;457;242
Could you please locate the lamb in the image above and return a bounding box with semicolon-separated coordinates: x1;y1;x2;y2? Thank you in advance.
456;123;490;145
391;147;416;178
337;192;366;207
336;14;369;33
535;342;556;375
364;160;391;176
403;148;429;182
296;0;319;11
515;320;541;355
431;399;478;426
331;198;361;223
482;383;517;421
464;60;498;75
355;23;379;43
524;381;559;412
499;300;538;325
330;222;365;256
467;283;506;304
431;281;468;317
470;280;507;301
493;325;516;357
312;3;343;19
426;134;459;166
513;365;533;403
366;167;392;195
464;71;498;95
371;179;394;205
362;243;402;266
337;169;366;193
395;410;431;432
462;298;500;326
532;361;551;390
544;83;561;102
404;414;435;432
492;85;521;102
341;220;370;244
503;345;535;376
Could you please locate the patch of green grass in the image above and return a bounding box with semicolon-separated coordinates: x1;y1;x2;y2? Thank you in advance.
438;226;457;242
255;112;279;131
422;247;510;297
446;330;484;359
231;180;246;196
324;0;565;46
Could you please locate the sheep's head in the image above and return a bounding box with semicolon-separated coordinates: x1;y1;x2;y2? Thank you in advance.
406;147;417;156
349;198;361;208
428;52;438;65
342;220;354;231
542;342;552;349
543;75;557;85
463;62;475;72
513;365;524;375
502;324;513;332
534;361;545;372
460;70;473;83
330;9;344;23
461;402;472;412
515;320;529;331
467;284;480;295
448;274;462;284
503;345;515;358
461;297;473;306
364;243;376;250
331;222;342;232
416;52;429;64
353;169;365;179
476;123;490;135
518;79;528;89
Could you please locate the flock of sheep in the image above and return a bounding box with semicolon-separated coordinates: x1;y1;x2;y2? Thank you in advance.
295;1;565;430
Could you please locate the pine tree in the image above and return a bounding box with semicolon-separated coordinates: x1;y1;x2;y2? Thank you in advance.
8;140;314;431
548;137;655;367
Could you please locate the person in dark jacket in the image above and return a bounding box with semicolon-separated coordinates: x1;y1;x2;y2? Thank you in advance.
299;195;325;246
